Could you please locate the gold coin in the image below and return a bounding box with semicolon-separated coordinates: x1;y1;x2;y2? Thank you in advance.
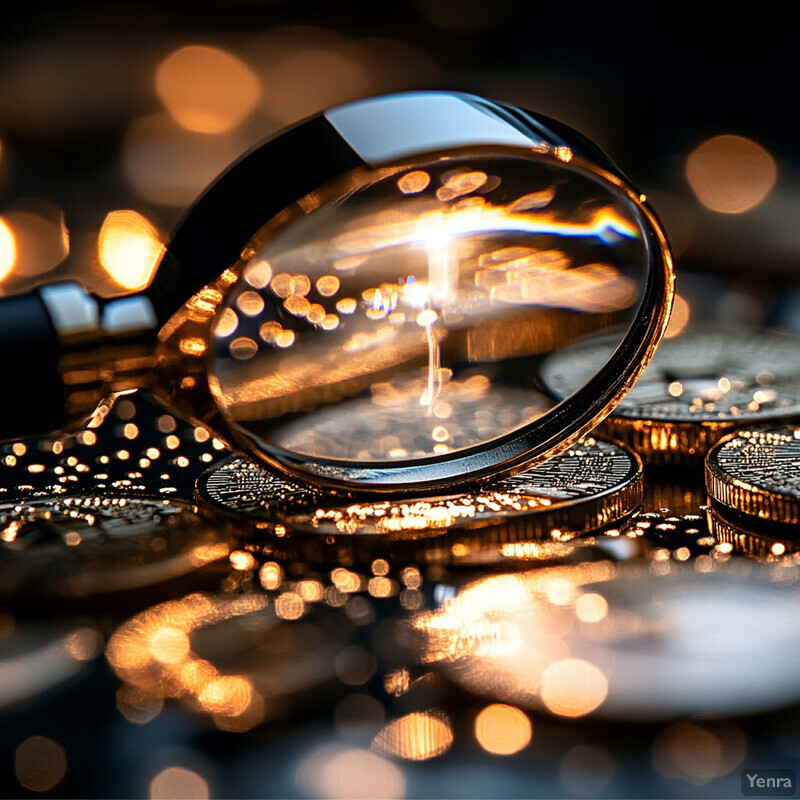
541;326;800;466
196;437;643;561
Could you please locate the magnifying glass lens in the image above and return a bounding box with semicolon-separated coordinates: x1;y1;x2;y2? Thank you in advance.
209;150;650;476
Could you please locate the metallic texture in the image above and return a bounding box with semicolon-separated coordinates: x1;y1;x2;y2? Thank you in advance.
706;425;800;525
196;436;643;543
541;326;800;466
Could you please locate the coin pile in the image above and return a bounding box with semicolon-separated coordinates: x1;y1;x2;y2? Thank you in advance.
5;324;800;738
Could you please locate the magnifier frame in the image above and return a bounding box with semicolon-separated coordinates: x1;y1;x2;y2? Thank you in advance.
155;93;674;495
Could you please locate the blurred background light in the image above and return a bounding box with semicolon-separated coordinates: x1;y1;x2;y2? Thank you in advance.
14;736;67;793
652;720;746;787
0;199;69;280
155;45;261;134
122;113;251;207
149;766;209;800
663;294;690;338
249;28;372;124
98;209;164;291
371;710;453;761
0;216;16;283
295;744;406;800
687;134;777;214
558;745;616;796
539;658;608;717
474;704;532;755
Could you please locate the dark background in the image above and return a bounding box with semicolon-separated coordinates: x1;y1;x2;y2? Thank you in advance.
1;2;799;296
2;3;800;798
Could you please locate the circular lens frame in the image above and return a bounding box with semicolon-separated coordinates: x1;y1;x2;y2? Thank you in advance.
156;92;674;494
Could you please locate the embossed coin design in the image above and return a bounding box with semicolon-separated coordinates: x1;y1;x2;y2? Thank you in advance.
706;425;800;525
541;326;800;465
0;495;231;600
196;437;642;542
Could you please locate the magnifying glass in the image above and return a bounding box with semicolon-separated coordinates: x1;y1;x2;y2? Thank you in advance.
0;91;673;495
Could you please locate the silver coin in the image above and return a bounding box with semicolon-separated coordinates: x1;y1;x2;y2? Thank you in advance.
541;326;800;423
705;425;800;524
196;437;642;539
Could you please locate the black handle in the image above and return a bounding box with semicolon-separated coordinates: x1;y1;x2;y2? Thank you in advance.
0;290;66;440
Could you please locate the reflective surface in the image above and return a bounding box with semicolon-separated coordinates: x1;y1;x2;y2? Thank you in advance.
197;437;642;541
209;150;651;475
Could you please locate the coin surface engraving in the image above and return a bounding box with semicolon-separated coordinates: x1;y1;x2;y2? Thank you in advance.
197;437;642;541
706;425;800;524
541;326;800;464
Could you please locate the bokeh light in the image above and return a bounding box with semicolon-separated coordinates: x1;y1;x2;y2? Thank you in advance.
249;28;372;124
0;201;69;279
687;134;777;214
664;294;690;338
155;45;261;134
334;693;386;739
123;113;249;207
0;216;16;283
539;658;608;717
372;711;453;761
63;627;104;661
98;210;164;291
652;720;746;786
559;745;616;795
334;646;376;686
14;736;67;793
295;745;405;800
474;704;532;755
150;766;209;799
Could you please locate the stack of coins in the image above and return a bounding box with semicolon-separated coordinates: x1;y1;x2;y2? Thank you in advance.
541;324;800;552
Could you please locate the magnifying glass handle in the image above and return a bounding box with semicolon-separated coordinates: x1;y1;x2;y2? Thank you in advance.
0;283;159;440
0;290;65;439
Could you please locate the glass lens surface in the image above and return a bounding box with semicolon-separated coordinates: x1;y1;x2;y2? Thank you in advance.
209;151;650;467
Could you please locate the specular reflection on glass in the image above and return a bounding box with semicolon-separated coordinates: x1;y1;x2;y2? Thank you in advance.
210;152;648;463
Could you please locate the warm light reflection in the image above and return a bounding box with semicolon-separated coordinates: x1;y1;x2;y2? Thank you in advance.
412;564;617;717
0;217;16;283
474;704;532;755
372;711;453;761
98;210;164;291
295;745;406;800
334;203;639;260
155;45;261;134
150;766;209;800
14;736;67;793
63;628;104;661
687;134;777;213
0;205;69;278
540;659;607;717
652;720;746;786
107;592;271;731
664;294;690;338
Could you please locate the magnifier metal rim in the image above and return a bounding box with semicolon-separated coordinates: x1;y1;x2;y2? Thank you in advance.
157;91;674;495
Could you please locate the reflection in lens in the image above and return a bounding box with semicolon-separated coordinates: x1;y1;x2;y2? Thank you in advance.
209;151;649;469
